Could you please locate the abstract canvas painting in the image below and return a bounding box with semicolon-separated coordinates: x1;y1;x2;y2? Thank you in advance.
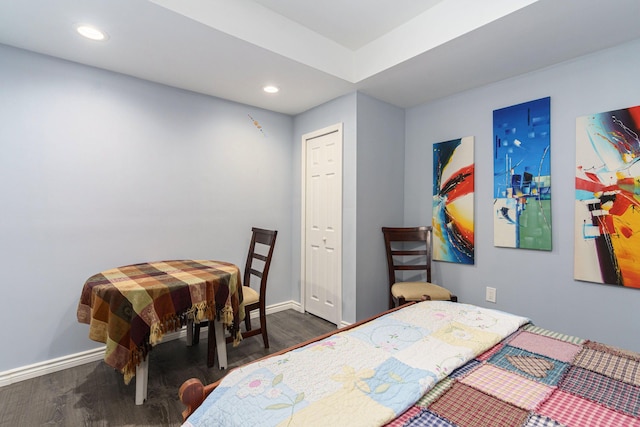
575;105;640;289
433;136;474;264
493;97;551;250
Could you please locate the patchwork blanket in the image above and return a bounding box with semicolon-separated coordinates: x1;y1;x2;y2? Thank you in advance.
77;259;243;384
387;324;640;427
183;301;529;427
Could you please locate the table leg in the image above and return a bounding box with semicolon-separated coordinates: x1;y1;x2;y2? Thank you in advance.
186;318;194;346
213;319;227;369
135;357;149;405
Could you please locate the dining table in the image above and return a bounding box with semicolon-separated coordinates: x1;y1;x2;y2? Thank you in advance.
77;259;244;405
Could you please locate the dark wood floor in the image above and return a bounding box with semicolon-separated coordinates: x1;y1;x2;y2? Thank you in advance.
0;310;336;427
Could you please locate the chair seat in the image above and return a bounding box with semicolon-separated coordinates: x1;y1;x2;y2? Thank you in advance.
242;286;259;305
391;281;452;301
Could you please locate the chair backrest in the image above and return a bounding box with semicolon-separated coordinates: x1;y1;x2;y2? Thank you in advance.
243;227;277;302
382;226;432;288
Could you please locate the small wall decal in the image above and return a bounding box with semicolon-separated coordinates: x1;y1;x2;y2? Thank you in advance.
248;114;266;137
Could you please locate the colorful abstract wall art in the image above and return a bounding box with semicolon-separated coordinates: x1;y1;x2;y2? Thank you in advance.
575;105;640;289
493;97;551;250
433;136;474;264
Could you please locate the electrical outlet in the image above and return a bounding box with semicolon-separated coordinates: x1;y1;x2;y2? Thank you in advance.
486;287;497;303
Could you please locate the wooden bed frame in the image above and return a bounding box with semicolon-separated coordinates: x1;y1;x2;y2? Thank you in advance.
179;303;413;421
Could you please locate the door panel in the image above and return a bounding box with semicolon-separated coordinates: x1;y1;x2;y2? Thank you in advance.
303;125;342;325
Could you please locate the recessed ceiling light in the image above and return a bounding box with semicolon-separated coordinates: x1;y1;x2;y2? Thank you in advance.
76;25;108;41
263;85;279;94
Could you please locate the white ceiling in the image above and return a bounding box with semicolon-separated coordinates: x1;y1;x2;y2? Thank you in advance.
251;0;447;50
1;0;639;115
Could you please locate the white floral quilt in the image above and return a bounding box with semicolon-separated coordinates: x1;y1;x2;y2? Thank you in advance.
183;301;529;427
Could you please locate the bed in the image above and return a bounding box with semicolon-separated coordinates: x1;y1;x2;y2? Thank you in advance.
179;301;640;426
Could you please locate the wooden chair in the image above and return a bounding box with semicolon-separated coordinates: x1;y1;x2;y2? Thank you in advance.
382;226;457;309
195;227;277;367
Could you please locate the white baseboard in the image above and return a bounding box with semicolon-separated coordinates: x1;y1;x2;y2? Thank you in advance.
0;300;303;388
265;300;302;315
0;347;106;387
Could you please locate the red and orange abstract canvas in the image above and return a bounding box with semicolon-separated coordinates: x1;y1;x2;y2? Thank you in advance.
433;136;474;264
575;105;640;288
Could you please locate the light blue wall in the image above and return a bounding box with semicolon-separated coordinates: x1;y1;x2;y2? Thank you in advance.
355;93;405;319
404;38;640;352
3;34;640;375
0;45;294;371
292;93;358;323
291;93;405;323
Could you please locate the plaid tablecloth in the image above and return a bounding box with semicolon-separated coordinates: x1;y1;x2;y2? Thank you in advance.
77;260;243;384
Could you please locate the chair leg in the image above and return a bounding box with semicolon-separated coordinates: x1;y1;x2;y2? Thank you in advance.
244;307;252;331
206;320;216;368
259;309;269;348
